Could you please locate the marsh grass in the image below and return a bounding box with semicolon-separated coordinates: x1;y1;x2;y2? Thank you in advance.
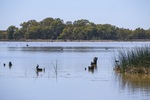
52;60;58;78
114;46;150;74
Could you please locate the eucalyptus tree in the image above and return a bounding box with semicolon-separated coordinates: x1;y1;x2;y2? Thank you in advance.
7;26;18;39
132;28;147;39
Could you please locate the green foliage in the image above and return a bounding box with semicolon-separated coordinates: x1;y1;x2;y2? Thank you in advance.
13;29;24;40
7;26;18;39
59;25;73;39
0;17;150;40
132;28;147;39
115;46;150;73
0;30;7;39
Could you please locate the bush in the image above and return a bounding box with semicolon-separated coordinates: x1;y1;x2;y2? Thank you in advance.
114;46;150;74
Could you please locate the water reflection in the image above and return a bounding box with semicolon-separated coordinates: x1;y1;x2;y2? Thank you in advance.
7;46;116;53
36;70;45;77
116;73;150;95
1;42;150;100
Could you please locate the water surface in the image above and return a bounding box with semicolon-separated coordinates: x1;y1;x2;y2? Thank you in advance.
0;41;150;100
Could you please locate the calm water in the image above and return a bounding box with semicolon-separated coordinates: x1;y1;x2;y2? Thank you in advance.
0;41;150;100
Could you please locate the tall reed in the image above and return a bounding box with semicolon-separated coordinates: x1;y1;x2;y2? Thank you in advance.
114;46;150;74
52;60;58;78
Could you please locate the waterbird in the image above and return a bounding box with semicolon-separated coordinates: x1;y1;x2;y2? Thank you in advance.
115;60;119;63
36;64;45;72
8;62;12;69
9;62;12;67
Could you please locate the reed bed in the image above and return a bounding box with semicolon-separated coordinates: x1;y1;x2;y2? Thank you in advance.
114;46;150;74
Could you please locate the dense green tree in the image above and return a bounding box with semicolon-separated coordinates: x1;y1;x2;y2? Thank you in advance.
20;20;39;28
72;27;86;40
40;17;54;26
73;19;90;27
25;26;43;39
0;17;150;40
59;25;73;39
13;29;25;40
116;28;131;40
145;29;150;39
0;31;7;39
66;21;72;25
96;24;118;40
50;18;65;39
84;24;97;40
132;28;148;39
7;26;18;39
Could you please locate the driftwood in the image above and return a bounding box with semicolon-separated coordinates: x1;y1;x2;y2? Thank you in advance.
88;57;98;73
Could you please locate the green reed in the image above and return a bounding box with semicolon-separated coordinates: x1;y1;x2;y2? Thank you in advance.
115;46;150;73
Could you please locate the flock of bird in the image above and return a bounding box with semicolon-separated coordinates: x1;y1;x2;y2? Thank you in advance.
3;62;45;73
3;61;12;68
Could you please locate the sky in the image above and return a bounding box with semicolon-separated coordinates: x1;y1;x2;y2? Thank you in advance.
0;0;150;30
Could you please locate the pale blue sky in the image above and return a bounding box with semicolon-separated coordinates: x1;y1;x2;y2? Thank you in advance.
0;0;150;30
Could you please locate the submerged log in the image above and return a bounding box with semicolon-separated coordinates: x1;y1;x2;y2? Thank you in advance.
88;57;98;73
93;57;98;64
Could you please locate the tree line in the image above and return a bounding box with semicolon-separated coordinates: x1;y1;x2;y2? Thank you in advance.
0;17;150;41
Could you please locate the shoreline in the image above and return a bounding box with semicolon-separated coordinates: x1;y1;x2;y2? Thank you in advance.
0;39;150;42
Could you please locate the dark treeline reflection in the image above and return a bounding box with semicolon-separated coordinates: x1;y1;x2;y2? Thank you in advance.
7;46;115;53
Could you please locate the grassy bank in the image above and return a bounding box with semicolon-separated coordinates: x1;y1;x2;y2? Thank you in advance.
114;46;150;74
